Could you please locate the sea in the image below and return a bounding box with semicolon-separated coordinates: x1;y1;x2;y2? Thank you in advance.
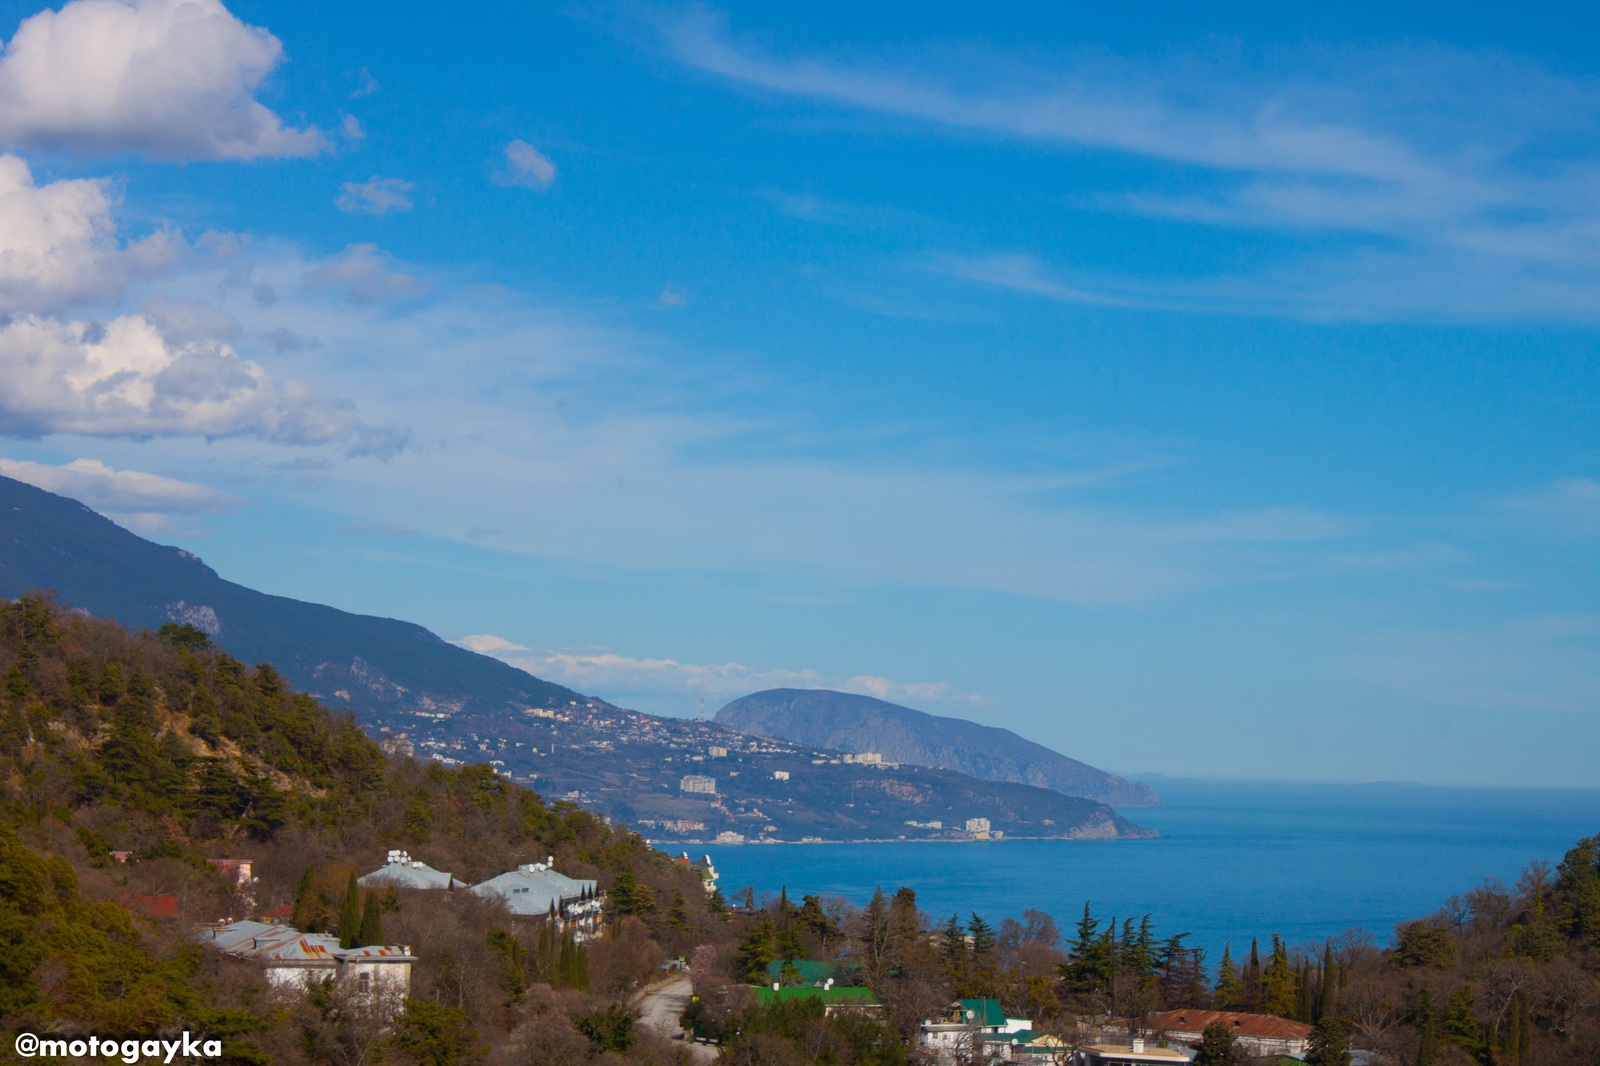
698;777;1600;961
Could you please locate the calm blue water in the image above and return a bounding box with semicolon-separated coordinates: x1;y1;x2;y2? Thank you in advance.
702;778;1600;960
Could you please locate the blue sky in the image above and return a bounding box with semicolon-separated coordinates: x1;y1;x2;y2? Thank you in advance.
0;0;1595;786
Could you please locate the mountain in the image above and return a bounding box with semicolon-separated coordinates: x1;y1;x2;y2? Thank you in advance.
717;688;1160;807
0;474;1154;841
0;473;580;717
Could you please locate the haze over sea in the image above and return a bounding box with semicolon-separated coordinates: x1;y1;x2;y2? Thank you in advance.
704;778;1600;960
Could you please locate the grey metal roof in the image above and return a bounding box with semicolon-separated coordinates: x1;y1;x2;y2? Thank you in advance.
200;920;414;966
358;853;458;890
472;863;597;917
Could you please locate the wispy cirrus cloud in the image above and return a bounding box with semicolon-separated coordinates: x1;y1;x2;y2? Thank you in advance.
653;8;1600;321
453;635;984;714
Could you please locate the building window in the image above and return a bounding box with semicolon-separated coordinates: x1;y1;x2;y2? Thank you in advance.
358;973;371;992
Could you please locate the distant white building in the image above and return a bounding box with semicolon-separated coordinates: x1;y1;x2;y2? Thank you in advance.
201;920;413;1010
708;746;729;758
966;817;992;838
843;752;883;765
359;850;462;891
715;830;746;844
773;770;790;781
680;774;717;794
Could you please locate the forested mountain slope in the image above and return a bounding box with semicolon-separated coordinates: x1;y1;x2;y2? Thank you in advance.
0;595;717;1061
0;473;580;719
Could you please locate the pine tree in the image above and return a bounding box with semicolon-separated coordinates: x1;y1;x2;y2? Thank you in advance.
1214;944;1243;1009
1262;935;1297;1018
1303;1016;1351;1066
1414;986;1440;1066
860;888;891;979
968;913;997;957
337;871;362;949
665;891;690;931
736;917;777;982
1443;986;1486;1059
943;914;969;966
1193;1023;1244;1066
357;888;384;947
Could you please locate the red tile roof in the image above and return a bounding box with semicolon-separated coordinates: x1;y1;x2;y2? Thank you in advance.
1145;1010;1312;1040
124;895;179;919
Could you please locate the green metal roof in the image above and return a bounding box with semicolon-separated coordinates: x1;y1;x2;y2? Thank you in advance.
752;985;881;1006
958;999;1008;1028
765;959;839;984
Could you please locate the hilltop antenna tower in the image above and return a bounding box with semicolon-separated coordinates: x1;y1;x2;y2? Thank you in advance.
699;697;706;722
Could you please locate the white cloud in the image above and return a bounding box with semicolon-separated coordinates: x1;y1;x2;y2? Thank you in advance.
658;282;686;307
456;633;529;654
335;176;414;215
0;455;235;530
0;154;181;312
497;139;556;189
656;12;1600;321
300;243;426;304
453;637;982;713
341;114;365;141
0;311;360;443
0;0;325;160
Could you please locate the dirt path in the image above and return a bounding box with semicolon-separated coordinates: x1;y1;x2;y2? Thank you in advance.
632;972;719;1063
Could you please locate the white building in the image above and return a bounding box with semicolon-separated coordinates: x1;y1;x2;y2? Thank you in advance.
201;920;413;1009
920;1000;1035;1063
843;752;883;765
680;774;718;794
966;817;992;836
708;746;729;758
773;770;790;781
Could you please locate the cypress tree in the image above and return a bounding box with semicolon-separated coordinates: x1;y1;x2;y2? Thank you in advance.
1318;942;1336;1021
337;871;362;949
1245;938;1263;1011
290;867;318;932
357;888;384;947
571;938;590;991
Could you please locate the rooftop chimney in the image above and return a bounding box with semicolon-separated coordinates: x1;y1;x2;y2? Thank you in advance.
1132;1037;1145;1053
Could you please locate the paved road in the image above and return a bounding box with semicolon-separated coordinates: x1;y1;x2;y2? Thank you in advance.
632;973;719;1063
